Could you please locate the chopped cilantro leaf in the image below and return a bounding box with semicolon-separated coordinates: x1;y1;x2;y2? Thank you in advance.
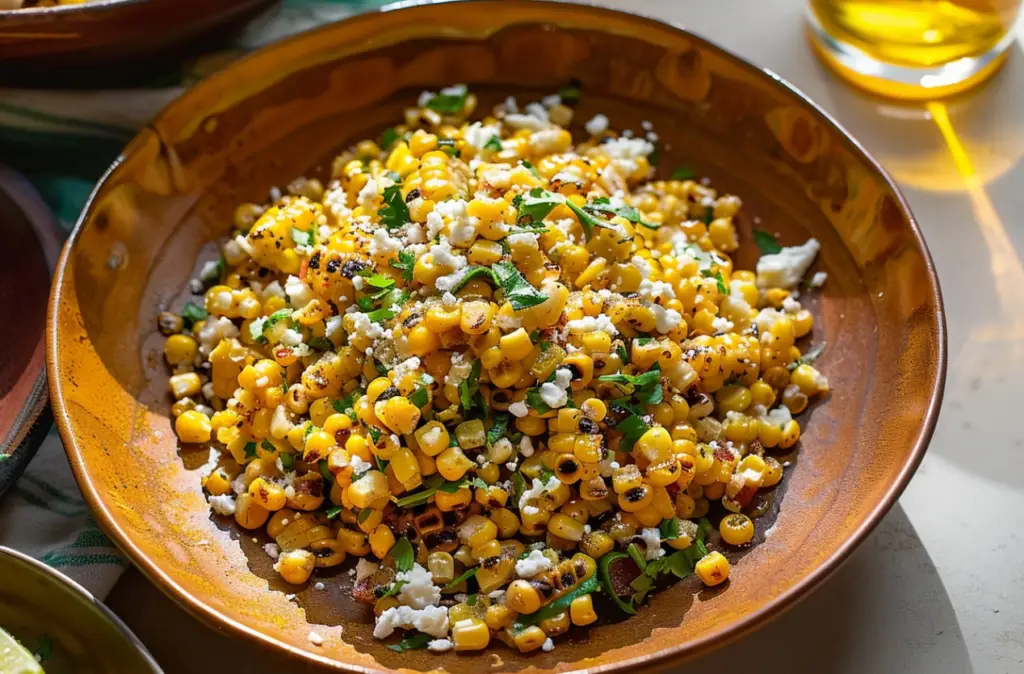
492;261;547;311
753;230;783;255
670;165;696;180
380;127;400;150
387;632;432;652
425;90;468;113
525;388;552;414
290;227;314;247
788;342;826;370
389;249;416;283
181;302;208;330
378;184;410;230
483;135;503;152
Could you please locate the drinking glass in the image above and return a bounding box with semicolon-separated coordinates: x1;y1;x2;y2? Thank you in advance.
807;0;1023;98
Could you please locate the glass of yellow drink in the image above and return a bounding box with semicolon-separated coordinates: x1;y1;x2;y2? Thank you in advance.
807;0;1022;98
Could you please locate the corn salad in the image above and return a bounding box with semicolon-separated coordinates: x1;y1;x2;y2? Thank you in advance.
160;84;829;654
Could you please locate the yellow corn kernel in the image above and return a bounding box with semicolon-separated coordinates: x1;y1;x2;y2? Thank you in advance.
435;487;472;511
547;513;586;542
168;372;201;400
485;604;517;631
369;523;396;558
452;618;490;651
510;625;547;653
581;398;607;421
164;334;198;365
425;304;462;332
458;514;498;548
376;396;421;435
468;240;504;265
499;328;534;361
460;300;494;335
276;549;316;584
347;471;389;509
506;579;542;614
248;477;287;511
634;426;672;463
234;493;269;530
491;508;520;538
175;410;212;444
695;551;730;586
580;531;614;558
569;594;598;626
437;446;474;481
414;421;450;457
337;526;371;556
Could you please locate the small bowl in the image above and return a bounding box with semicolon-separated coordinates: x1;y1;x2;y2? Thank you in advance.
0;165;62;499
0;0;276;87
0;547;163;673
47;1;946;671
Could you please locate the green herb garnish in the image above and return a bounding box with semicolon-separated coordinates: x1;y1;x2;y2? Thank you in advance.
386;632;432;652
599;363;662;405
389;250;416;283
513;577;598;630
584;196;658;230
391;537;415;573
670;165;695;180
290;227;314;247
380;127;400;150
409;387;430;408
486;412;510;446
181;301;208;330
492;261;547;311
615;414;648;452
459;360;482;412
753;230;783;255
378;184;410;230
425;90;468;114
788;342;826;371
325;505;344;519
444;567;478;590
483;136;503;152
243;442;258;459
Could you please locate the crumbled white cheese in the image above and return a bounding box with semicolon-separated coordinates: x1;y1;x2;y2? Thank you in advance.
420;426;443;448
639;528;666;560
539;382;568;409
520;435;535;457
349;455;373;477
370;228;403;257
442;292;458;306
638;279;675;301
373;605;449;639
349;311;385;342
445;353;473;387
529;128;565;154
504;102;551;130
207;494;236;516
754;308;785;333
541;93;562;108
197;448;221;479
429;240;468;271
463;122;501;149
508;231;540;248
519;476;561;510
428;638;454;653
712;317;734;333
756;238;820;289
356;558;378;581
809;271;828;288
280;328;304;347
508;401;529;418
566;314;618;335
782;296;802;314
765;406;793;427
325;315;343;340
651;305;683;333
392;357;421;382
516;549;554;578
632;255;652;280
284;275;314;307
585;113;609;136
542;638;555;652
395;563;442;609
196;316;240;356
599;137;655;176
357;177;379;209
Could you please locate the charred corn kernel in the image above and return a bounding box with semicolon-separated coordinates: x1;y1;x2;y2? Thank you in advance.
234;493;269;530
791;364;829;395
248;477;287;511
276;549;315;584
348;471;389;509
369;524;396;558
570;594;598;626
547;513;586;541
720;513;755;546
573;434;603;463
427;551;455;584
303;430;334;463
452;619;490;651
506;580;542;614
414;421;450;457
491;508;520;538
500;328;534;361
580;531;614;558
645;459;681;487
164;335;198;365
762;456;784;487
779;419;801;448
377;396;421;435
311;538;345;567
437;446;474;481
511;625;547;653
618;485;653;512
204;467;233;496
472;539;502;560
554;453;583;484
613;465;643;494
458;515;498;548
581;398;606;421
539;610;570;636
175;410;212;443
455;419;486;449
337;527;371;556
634;426;672;463
485;604;517;631
460;300;494;335
695;551;730;586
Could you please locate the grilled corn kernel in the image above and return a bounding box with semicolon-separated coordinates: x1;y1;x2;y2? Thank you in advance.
570;594;598;626
506;579;542;614
276;549;316;584
175;410;212;443
695;551;730;586
452;619;490;651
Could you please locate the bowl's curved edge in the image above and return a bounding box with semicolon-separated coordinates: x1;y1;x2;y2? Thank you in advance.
0;546;165;673
45;1;948;672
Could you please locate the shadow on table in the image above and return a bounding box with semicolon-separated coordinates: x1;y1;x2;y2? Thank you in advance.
106;503;972;674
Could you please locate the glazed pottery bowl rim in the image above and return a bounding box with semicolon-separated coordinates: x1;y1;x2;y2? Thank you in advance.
0;546;165;673
47;0;947;670
0;0;154;17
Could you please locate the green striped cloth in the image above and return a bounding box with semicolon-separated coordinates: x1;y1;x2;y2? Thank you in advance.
0;0;389;597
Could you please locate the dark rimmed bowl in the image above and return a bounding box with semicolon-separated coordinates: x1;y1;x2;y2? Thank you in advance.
0;0;276;87
47;1;946;671
0;166;62;498
0;546;163;673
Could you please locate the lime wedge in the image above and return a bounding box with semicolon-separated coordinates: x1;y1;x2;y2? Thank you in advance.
0;628;43;674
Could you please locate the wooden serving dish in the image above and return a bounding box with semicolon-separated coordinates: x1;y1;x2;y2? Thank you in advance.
47;1;946;671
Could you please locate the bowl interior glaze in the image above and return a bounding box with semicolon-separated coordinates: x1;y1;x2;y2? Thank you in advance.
47;2;945;672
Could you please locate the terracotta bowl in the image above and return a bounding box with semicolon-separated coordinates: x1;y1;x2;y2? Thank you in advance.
47;1;946;671
0;546;163;673
0;0;275;87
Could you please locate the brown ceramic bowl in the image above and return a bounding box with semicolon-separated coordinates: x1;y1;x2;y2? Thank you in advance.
0;0;275;87
47;1;946;671
0;546;163;673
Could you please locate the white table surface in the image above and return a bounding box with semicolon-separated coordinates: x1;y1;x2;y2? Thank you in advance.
107;2;1024;672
